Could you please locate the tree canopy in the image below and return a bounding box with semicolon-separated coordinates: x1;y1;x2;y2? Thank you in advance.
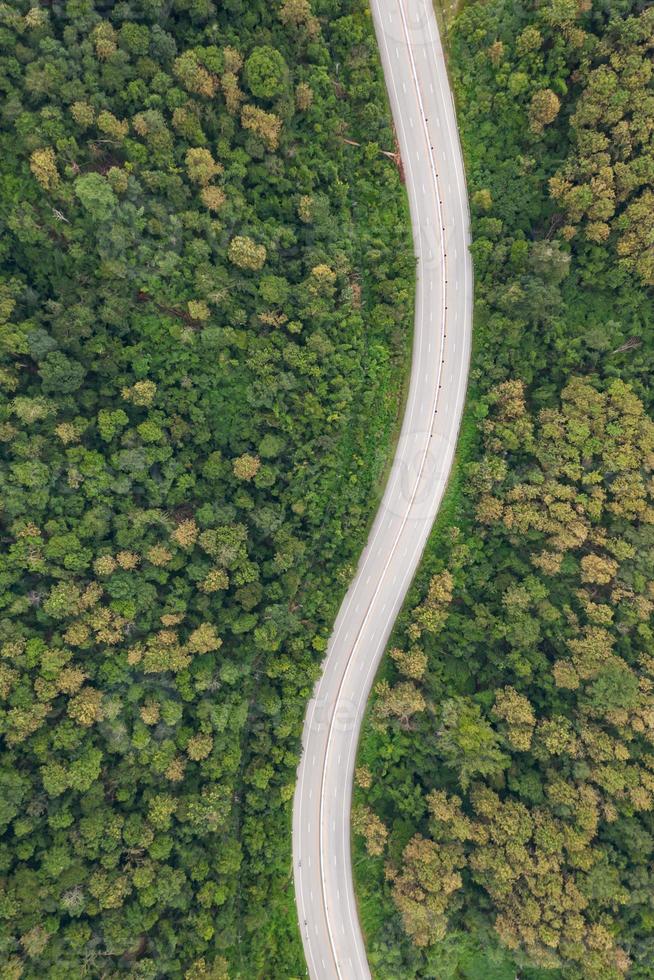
354;2;654;978
0;0;414;975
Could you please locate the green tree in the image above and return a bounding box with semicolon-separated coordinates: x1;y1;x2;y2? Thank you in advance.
244;46;287;100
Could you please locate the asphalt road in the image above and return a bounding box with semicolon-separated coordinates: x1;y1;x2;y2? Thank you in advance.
292;0;472;976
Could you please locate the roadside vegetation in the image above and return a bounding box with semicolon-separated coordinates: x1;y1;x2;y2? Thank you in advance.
0;1;414;976
355;2;654;978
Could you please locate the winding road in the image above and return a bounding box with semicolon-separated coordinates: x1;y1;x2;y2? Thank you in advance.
292;0;472;976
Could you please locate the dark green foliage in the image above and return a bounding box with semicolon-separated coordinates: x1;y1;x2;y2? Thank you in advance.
0;0;413;976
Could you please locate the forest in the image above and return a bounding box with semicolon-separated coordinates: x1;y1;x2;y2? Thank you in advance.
0;1;415;976
354;1;654;979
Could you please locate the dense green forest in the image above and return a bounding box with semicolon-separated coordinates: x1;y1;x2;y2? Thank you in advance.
0;1;414;976
355;1;654;979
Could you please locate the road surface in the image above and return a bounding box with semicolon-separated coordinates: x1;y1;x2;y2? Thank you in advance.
292;0;472;976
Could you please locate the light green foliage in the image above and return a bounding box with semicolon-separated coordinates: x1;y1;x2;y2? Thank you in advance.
244;45;288;100
438;698;510;789
73;173;117;220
